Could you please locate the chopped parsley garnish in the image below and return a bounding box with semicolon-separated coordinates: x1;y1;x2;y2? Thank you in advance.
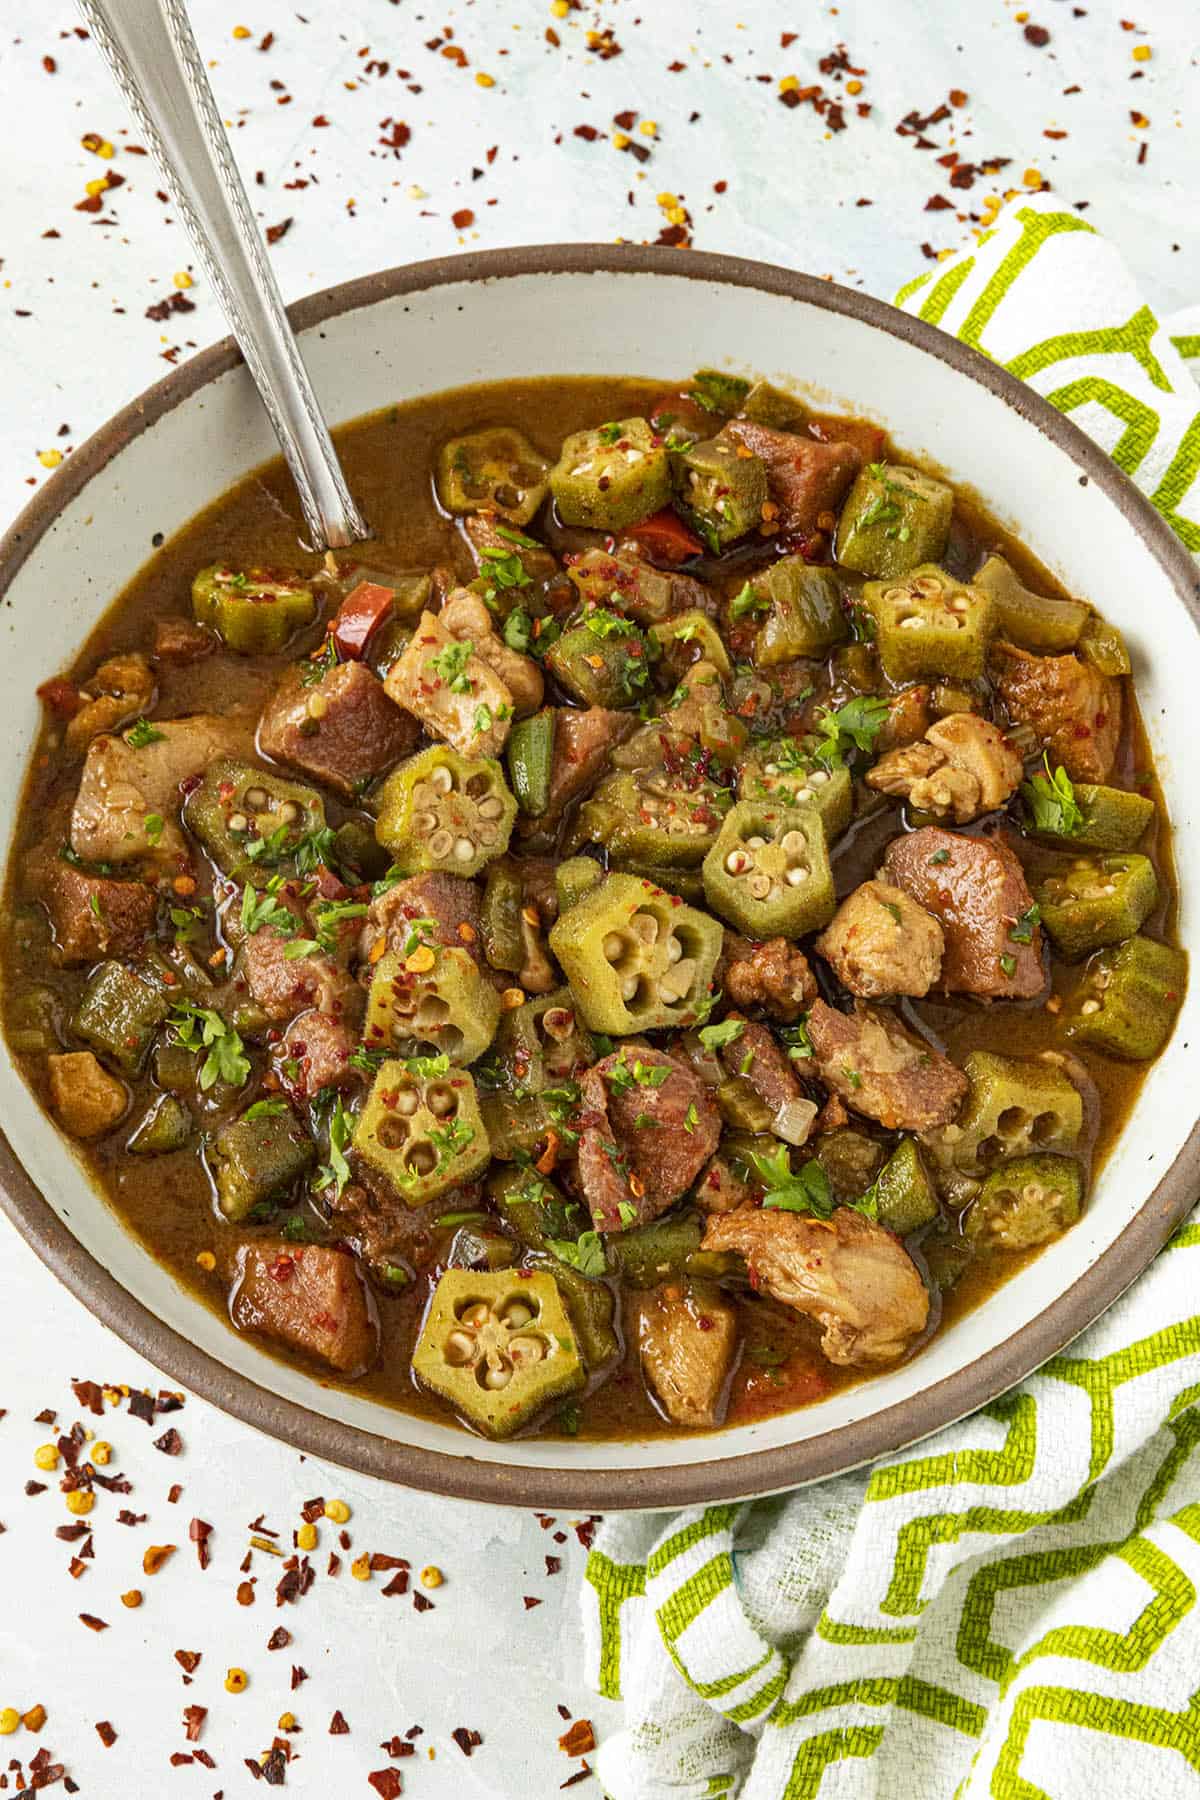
502;607;533;654
143;813;165;846
583;606;632;640
1009;903;1041;945
746;1143;836;1218
596;421;624;446
427;639;475;694
299;635;340;687
616;1200;638;1228
605;1054;671;1097
729;581;769;622
473;702;494;737
683;1103;700;1134
435;1209;490;1228
169;1000;251;1091
244;1097;288;1121
880;899;903;925
313;1095;354;1201
698;1019;744;1052
348;1045;389;1076
430;1117;476;1167
929;847;951;866
124;716;165;749
241;876;301;940
478;546;532;592
495;523;540;550
779;1018;814;1061
999;953;1017;978
404;1052;451;1078
546;1230;606;1277
811;695;890;769
1021;756;1084;838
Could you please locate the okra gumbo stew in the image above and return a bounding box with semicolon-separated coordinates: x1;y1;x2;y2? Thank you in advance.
3;371;1185;1442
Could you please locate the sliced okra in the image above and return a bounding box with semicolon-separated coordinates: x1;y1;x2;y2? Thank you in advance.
183;757;326;888
1065;935;1186;1060
835;463;953;580
549;418;672;530
373;744;517;880
547;871;723;1035
702;801;835;939
1036;853;1158;960
863;564;993;682
411;1267;584;1438
353;1059;491;1207
191;564;317;655
362;946;501;1068
436;427;550;526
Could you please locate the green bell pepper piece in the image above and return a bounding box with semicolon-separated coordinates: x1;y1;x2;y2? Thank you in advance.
548;872;722;1035
72;962;168;1076
835;463;953;579
543;608;653;709
436;427;550;526
702;800;835;939
871;1137;939;1235
353;1059;490;1206
555;856;603;914
863;564;993;682
1037;853;1157;960
506;709;556;817
740;379;806;429
605;1208;705;1287
412;1267;584;1438
363;946;500;1068
128;1094;192;1156
715;1076;774;1135
549;418;671;530
183;758;326;889
973;555;1088;652
1065;935;1186;1060
749;558;848;666
965;1153;1084;1251
211;1106;315;1221
815;1128;885;1204
1078;614;1131;677
649;610;732;681
374;745;516;881
1027;782;1154;853
576;767;729;870
480;863;525;974
192;564;316;655
566;547;677;627
737;735;853;839
689;368;751;415
672;432;767;551
927;1049;1083;1184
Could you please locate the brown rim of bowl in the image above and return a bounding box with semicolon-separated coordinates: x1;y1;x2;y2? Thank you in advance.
1;243;1198;1512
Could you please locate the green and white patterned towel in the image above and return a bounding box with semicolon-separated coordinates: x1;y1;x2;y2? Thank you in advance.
581;194;1200;1798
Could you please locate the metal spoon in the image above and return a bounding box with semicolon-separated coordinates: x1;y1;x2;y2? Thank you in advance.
77;0;370;551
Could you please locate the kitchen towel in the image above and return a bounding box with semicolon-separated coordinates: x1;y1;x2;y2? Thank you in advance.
581;191;1200;1799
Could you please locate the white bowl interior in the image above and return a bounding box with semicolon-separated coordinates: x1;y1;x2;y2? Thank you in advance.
2;267;1195;1482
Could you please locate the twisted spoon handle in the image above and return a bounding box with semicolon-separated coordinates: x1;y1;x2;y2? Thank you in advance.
78;0;370;550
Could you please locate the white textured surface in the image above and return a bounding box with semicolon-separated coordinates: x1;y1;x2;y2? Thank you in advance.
0;1;1194;1790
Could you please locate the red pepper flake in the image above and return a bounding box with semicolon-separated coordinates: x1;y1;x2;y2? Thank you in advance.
166;1483;182;1504
300;1497;325;1523
43;54;57;72
575;1518;599;1550
561;1766;592;1789
329;1711;350;1735
193;1748;216;1770
153;1426;182;1455
949;88;968;106
369;1553;409;1572
26;1480;47;1496
70;1380;103;1415
189;1517;212;1568
79;1614;108;1632
925;194;953;210
452;1728;482;1757
290;1666;308;1691
523;1596;542;1610
367;1773;403;1799
1024;22;1051;45
267;1627;292;1650
237;1581;256;1606
169;1753;194;1767
95;1723;116;1748
265;218;293;245
559;1720;596;1757
546;1555;562;1575
174;1650;202;1674
379;1738;416;1758
451;208;475;229
381;1569;409;1597
128;1391;156;1425
56;1524;89;1543
183;1706;207;1743
327;1552;342;1577
34;1408;56;1425
412;1591;434;1612
117;1509;146;1526
557;1704;572;1721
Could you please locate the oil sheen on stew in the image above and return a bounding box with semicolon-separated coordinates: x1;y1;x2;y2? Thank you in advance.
1;372;1185;1443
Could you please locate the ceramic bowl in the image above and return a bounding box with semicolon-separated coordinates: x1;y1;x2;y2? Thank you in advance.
1;246;1196;1510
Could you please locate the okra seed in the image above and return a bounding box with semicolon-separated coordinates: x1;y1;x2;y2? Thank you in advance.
503;1303;534;1328
445;1330;475;1365
621;975;639;1001
779;831;807;856
748;873;773;901
426;1083;457;1118
478;825;499;847
394;1087;420;1115
412;782;435;808
542;1007;574;1040
377;1116;409;1150
484;1364;512;1390
414;810;439;832
665;936;682;964
603;931;628;962
745;835;767;851
228;811;249;834
277;802;300;825
453;837;475;863
406;1142;437;1176
809;769;829;786
416;996;450;1026
430;765;454;795
508;1335;546;1368
464;773;490;799
1080;999;1101;1015
429;829;454;859
631;912;659;945
244;787;268;810
899;615;924;630
477;796;504;820
785;866;809;887
725;849;752;876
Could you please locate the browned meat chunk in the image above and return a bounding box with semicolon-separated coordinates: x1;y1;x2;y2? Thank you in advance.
877;685;934;753
71;715;252;865
240;928;358;1024
807;999;967;1131
258;661;419;800
47;1051;127;1139
702;1205;929;1366
815;881;944;999
153;617;215;664
719;1017;815;1143
576;1047;720;1232
882;826;1045;1000
229;1240;376;1375
64;652;155;755
571;549;710;624
638;1282;739;1427
278;1009;360;1099
868;713;1023;824
725;421;862;535
531;706;635;832
721;936;817;1022
439;588;544;718
362;871;484;965
384;610;514;758
462;511;559;586
30;849;157;967
991;642;1122;784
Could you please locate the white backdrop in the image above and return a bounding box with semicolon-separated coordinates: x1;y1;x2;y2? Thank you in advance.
0;1;1195;1790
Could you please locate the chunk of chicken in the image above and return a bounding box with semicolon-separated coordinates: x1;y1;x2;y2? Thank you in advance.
64;653;155;755
815;880;944;999
867;713;1023;824
383;610;514;757
70;715;253;865
876;685;933;754
576;1047;720;1233
807;999;967;1131
721;935;818;1022
47;1051;127;1139
638;1282;739;1427
439;588;544;718
702;1205;929;1366
882;826;1045;1000
991;641;1122;784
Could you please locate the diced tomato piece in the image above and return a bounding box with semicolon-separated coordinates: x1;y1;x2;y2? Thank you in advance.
624;508;704;567
647;390;712;439
36;676;83;719
331;581;394;660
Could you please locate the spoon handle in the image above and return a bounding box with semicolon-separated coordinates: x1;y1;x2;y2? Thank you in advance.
77;0;370;550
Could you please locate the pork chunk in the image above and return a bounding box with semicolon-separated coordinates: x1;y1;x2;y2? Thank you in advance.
882;826;1044;1000
278;1009;361;1099
439;588;544;718
362;872;484;965
815;880;944;999
153;617;215;664
721;935;818;1022
807;998;967;1131
240;928;357;1023
702;1204;929;1366
725;421;862;535
47;1050;127;1139
992;641;1122;784
258;660;419;799
867;713;1023;824
64;653;155;755
526;705;635;833
639;1282;739;1427
576;1047;720;1232
719;1017;814;1144
229;1240;376;1375
71;715;252;865
30;850;157;967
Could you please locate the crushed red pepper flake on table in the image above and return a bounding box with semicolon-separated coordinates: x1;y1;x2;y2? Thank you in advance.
94;1722;117;1748
329;1710;349;1735
452;1726;482;1756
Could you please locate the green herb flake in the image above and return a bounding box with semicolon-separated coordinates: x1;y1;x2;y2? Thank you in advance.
546;1229;606;1277
698;1019;744;1052
124;717;165;749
